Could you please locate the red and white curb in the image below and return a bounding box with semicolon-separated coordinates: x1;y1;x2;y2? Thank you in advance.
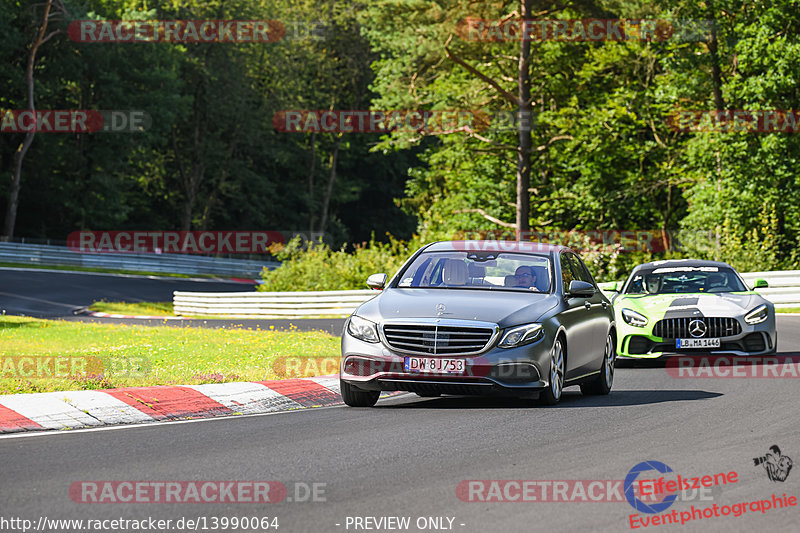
0;375;373;434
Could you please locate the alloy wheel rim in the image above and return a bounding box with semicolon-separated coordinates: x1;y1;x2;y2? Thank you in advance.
604;335;615;388
551;340;564;399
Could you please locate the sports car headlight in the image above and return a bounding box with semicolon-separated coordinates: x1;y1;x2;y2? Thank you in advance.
347;315;379;343
621;308;648;327
744;304;769;325
498;323;543;348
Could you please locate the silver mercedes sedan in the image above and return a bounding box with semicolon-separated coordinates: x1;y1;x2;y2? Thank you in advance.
339;241;616;407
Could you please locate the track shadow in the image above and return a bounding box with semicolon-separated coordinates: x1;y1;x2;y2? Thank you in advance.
377;388;722;410
618;353;800;368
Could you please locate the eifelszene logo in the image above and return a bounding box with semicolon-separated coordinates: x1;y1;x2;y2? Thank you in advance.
624;461;678;514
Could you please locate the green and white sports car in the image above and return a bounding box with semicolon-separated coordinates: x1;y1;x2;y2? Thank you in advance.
599;259;776;359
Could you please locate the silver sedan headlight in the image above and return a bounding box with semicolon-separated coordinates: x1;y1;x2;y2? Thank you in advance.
744;304;769;325
498;323;543;348
347;315;380;343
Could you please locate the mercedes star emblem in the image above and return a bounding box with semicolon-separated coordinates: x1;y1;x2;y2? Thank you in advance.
688;319;707;338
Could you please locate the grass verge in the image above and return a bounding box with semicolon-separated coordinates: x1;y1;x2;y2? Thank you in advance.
0;316;339;394
776;307;800;313
89;300;174;316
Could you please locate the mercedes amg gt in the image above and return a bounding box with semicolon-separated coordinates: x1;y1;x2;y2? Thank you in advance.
599;259;776;359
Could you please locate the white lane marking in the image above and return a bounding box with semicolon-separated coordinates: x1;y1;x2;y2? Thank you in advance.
60;390;155;425
0;392;103;430
185;382;303;413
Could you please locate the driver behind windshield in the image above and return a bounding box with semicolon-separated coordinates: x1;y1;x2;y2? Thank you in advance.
514;266;539;290
645;274;661;294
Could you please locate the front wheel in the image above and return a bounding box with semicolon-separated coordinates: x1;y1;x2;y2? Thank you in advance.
581;333;615;395
539;338;565;406
340;379;380;407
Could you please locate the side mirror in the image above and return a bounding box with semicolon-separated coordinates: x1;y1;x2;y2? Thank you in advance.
753;278;769;289
568;280;596;298
366;273;388;290
597;281;620;293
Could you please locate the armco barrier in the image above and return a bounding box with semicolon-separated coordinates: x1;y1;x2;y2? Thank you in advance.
740;271;800;308
173;289;378;318
175;270;800;319
0;241;277;279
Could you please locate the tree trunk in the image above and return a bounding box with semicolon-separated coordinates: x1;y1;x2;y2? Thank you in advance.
172;113;206;232
706;1;726;112
319;134;341;234
3;0;57;239
516;0;533;239
307;131;318;233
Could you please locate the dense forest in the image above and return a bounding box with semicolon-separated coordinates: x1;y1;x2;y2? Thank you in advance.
2;0;800;273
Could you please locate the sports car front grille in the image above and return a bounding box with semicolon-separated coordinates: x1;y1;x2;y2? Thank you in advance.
382;324;495;355
653;317;741;339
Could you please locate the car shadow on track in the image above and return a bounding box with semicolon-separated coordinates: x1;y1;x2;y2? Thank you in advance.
376;388;722;410
617;352;800;368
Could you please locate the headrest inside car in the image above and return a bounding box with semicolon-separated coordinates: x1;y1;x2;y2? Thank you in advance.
442;259;468;285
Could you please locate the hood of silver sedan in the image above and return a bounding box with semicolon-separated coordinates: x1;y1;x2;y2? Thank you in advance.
355;288;558;327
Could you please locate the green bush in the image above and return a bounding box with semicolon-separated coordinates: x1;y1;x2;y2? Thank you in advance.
258;231;671;291
258;236;419;291
677;203;789;273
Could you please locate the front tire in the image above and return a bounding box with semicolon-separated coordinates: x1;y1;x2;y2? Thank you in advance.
340;379;380;407
539;337;565;406
581;333;615;395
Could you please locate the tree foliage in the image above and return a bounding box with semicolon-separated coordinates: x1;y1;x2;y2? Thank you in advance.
3;0;800;275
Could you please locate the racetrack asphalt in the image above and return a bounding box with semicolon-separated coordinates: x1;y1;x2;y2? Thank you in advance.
0;267;345;333
2;317;799;533
0;267;250;318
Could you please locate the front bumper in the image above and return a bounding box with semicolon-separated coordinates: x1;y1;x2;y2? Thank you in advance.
340;328;553;397
616;316;777;359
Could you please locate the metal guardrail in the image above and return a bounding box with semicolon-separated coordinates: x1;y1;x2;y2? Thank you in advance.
173;270;800;319
740;271;800;308
0;242;277;279
173;289;378;318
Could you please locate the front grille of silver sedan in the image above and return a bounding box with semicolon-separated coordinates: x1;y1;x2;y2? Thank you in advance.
653;317;741;339
382;324;495;355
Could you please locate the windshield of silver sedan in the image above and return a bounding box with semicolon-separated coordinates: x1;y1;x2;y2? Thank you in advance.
395;252;552;292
